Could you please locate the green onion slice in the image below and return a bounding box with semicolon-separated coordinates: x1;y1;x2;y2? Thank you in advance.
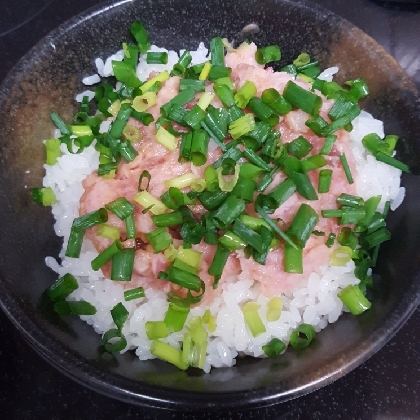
289;323;316;349
262;338;286;358
46;273;78;302
102;328;127;353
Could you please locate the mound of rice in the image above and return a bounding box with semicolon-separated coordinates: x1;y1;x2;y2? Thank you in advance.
43;43;405;373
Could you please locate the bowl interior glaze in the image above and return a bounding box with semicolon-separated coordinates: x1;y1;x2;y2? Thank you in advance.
0;0;419;411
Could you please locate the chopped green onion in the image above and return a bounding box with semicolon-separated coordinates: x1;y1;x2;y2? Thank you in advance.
218;231;247;251
375;151;410;173
362;227;391;249
164;173;205;190
328;94;357;121
102;328;127;353
286;136;313;159
112;61;141;88
248;97;279;127
171;51;192;76
66;209;108;257
214;83;235;107
91;240;123;271
209;244;230;288
191;129;210;166
384;134;398;156
46;273;78;302
228;113;256;140
145;321;169;339
326;232;336;247
267;178;297;207
179;78;206;93
134;191;167;215
267;297;283;322
98;162;118;177
117;140;137;162
146;227;173;253
216;164;240;192
140;71;169;95
293;53;311;67
31;187;57;206
318;169;333;193
346;77;370;100
283;81;322;116
54;300;96;316
284;242;303;273
111;302;129;330
204;165;219;191
105;197;135;220
150;340;188;370
45;138;61;165
164;266;203;292
338;284;371;315
330;246;353;266
183;105;206;131
255;45;281;64
239;162;265;180
212;195;246;229
130;20;150;53
122;125;142;142
164;302;190;332
198;61;212;80
201;107;228;149
241;302;266;337
338;227;358;250
152;211;183;227
337;193;364;208
242;148;271;171
261;88;292;115
208;65;232;81
156;126;178;151
109;103;133;139
340;153;354;184
253;225;273;264
321;104;360;136
287;204;319;247
232;219;263;253
146;51;168;64
305;115;328;136
210;37;225;66
301;155;327;172
234;81;257;108
256;205;297;249
262;338;286;358
198;188;229;210
50;112;71;135
231;176;257;202
124;287;145;301
320;134;337;155
65;228;85;258
289;324;316;349
110;248;135;281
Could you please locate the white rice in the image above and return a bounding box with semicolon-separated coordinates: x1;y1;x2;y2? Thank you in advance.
43;44;404;372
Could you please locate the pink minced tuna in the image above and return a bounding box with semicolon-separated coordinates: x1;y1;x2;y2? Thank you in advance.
79;42;357;301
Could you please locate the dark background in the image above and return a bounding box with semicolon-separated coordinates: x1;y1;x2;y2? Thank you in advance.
1;0;419;418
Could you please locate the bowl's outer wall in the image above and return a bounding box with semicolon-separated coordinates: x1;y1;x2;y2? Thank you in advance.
0;0;419;410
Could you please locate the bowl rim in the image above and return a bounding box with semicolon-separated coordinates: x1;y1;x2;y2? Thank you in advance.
0;0;419;411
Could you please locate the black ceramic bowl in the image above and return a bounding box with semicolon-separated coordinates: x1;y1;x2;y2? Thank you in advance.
0;0;419;411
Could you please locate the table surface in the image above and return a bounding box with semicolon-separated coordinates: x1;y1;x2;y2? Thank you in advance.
1;0;419;418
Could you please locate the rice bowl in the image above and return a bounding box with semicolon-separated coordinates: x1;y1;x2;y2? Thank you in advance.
0;0;419;409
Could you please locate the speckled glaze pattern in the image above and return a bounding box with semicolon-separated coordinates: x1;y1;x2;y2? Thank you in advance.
0;0;419;411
